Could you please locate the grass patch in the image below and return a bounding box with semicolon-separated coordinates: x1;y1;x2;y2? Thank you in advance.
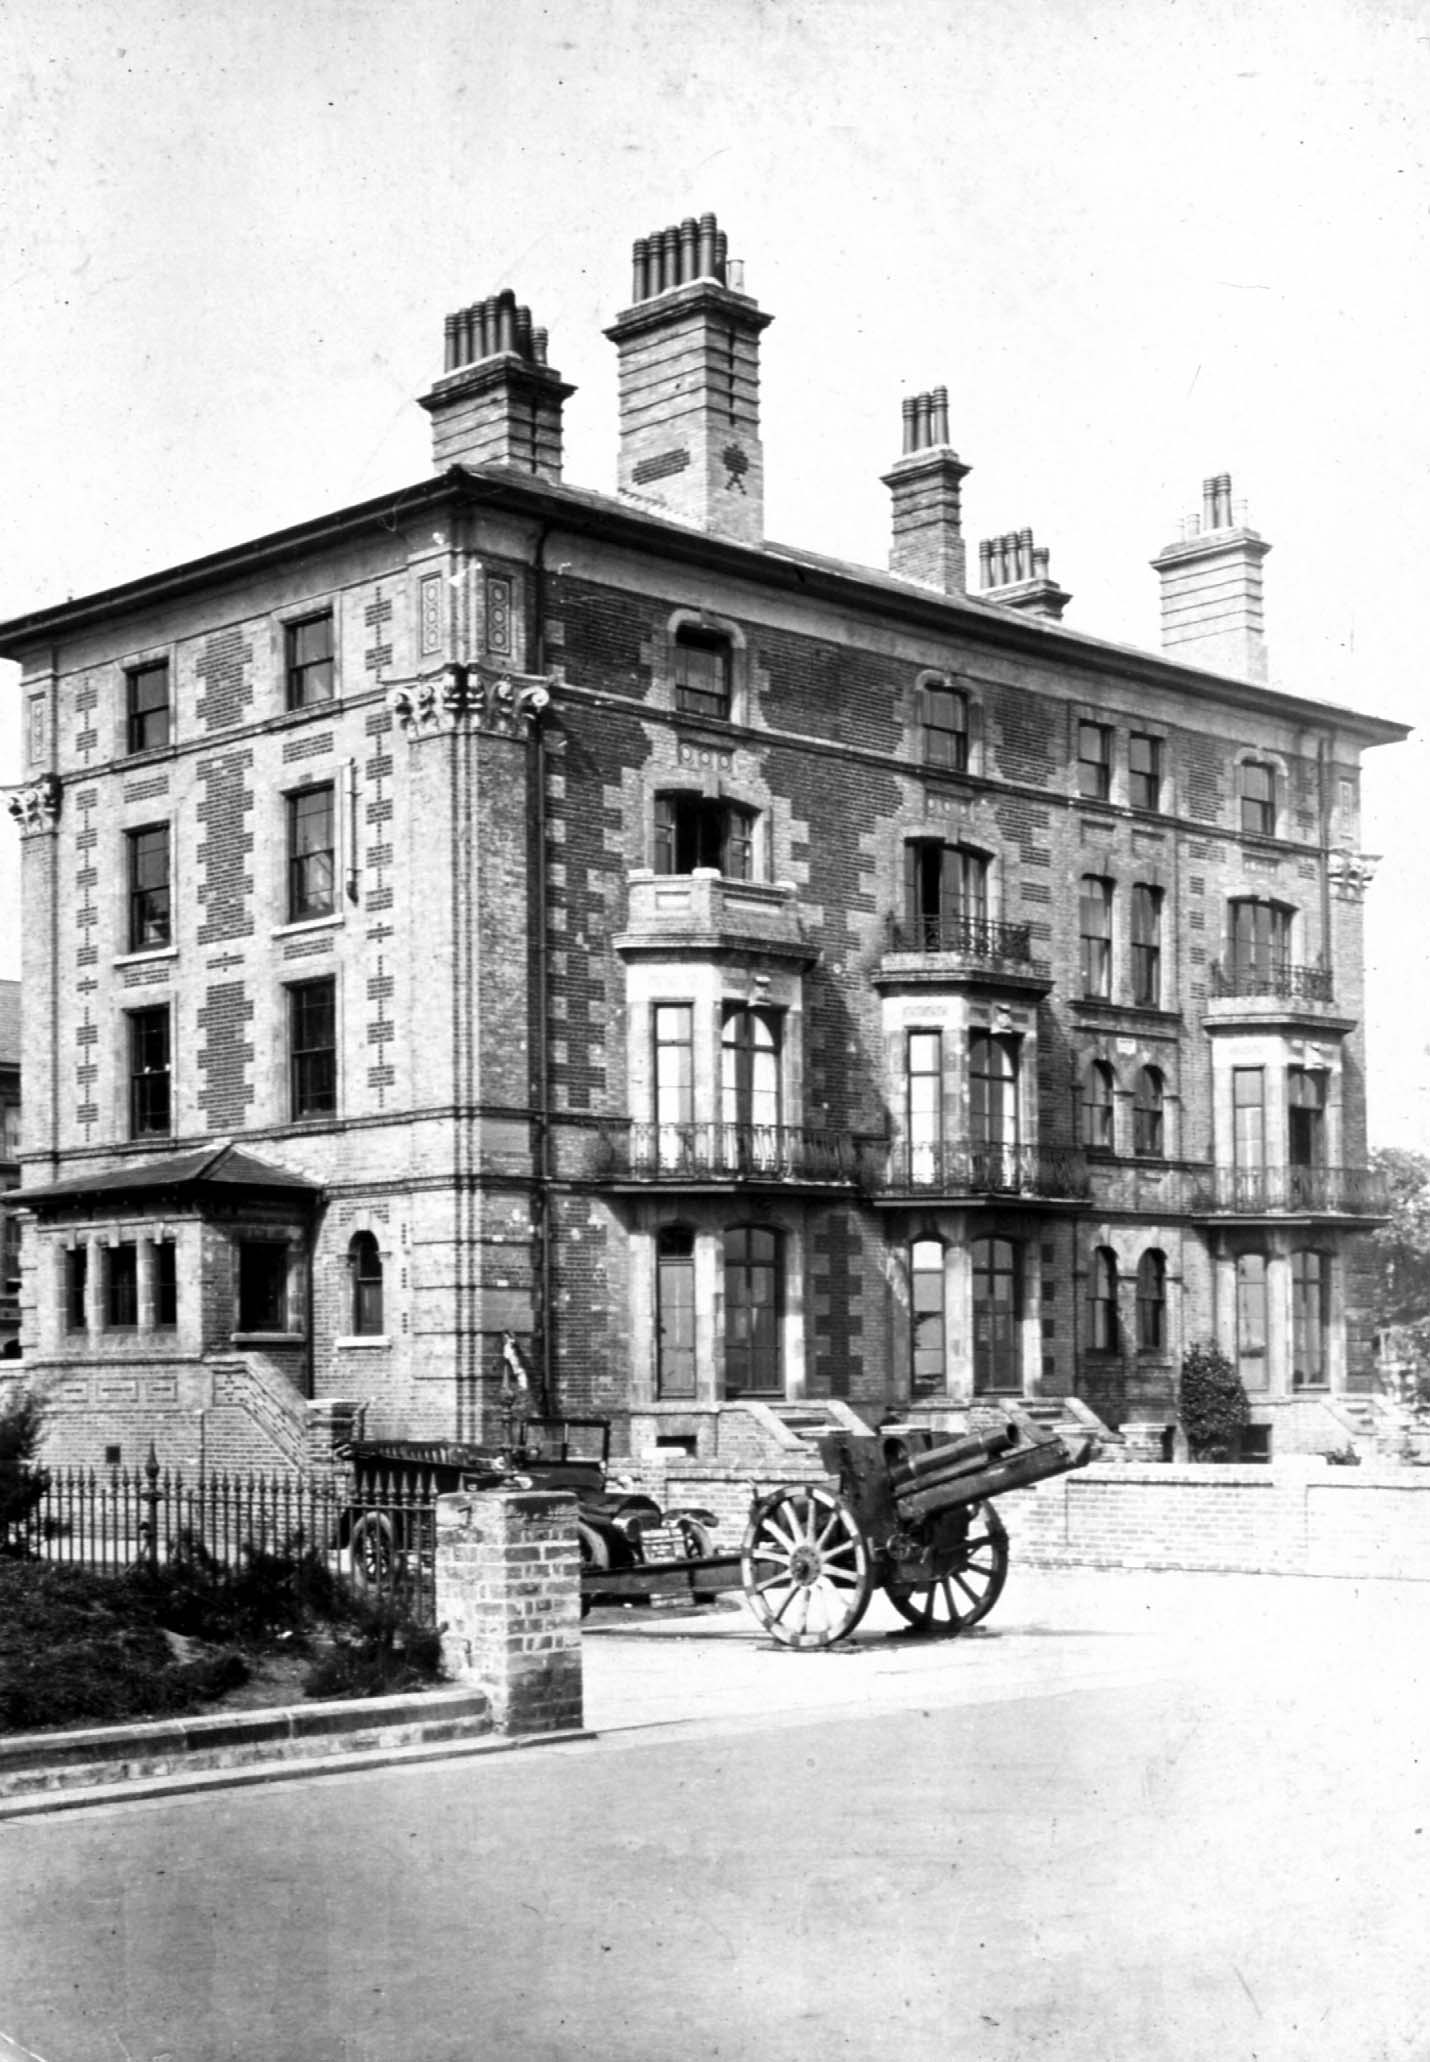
0;1545;446;1735
0;1559;250;1733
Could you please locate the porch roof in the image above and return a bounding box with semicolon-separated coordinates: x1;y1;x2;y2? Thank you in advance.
12;1143;322;1211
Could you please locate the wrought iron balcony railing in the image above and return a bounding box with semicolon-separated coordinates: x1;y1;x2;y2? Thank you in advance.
886;914;1034;964
1208;960;1335;1004
1188;1165;1389;1216
873;1140;1091;1202
593;1122;862;1186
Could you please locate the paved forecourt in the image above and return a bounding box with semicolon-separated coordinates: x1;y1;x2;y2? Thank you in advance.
3;1566;1429;2062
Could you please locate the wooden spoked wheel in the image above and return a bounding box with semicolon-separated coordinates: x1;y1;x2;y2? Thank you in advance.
348;1513;395;1590
887;1501;1010;1636
741;1486;873;1649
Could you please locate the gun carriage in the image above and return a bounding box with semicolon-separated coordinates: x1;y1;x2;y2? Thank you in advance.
739;1415;1096;1649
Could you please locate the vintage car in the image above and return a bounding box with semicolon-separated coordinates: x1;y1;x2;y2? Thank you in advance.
339;1417;731;1608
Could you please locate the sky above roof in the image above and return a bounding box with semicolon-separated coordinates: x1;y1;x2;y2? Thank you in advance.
0;0;1425;1137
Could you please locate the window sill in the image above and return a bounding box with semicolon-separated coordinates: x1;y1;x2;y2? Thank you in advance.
114;946;178;968
231;1331;305;1348
273;914;343;940
334;1334;391;1349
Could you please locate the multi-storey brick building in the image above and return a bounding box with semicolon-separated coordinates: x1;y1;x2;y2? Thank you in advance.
0;979;19;1357
0;214;1406;1474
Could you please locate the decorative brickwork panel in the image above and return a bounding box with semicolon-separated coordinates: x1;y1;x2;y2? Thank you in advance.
197;980;255;1130
364;588;394;673
195;626;254;733
991;688;1060;787
1182;732;1225;824
196;752;254;945
546;575;658;700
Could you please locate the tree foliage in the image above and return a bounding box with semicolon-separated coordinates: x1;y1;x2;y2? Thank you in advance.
1369;1147;1430;1328
1178;1340;1250;1462
0;1389;50;1548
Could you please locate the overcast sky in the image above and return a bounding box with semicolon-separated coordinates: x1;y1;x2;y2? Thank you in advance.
1;0;1426;1140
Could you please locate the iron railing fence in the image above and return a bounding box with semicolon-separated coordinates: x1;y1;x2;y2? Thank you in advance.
1188;1165;1390;1217
874;1140;1092;1201
886;913;1035;964
595;1121;864;1185
13;1451;442;1623
1209;960;1335;1004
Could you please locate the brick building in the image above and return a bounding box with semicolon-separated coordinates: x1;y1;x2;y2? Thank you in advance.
0;214;1406;1474
0;980;19;1356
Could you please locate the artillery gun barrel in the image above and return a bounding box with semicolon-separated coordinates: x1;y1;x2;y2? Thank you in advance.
887;1423;1019;1492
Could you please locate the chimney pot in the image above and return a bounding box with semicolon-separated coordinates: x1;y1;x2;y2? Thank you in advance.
1153;475;1270;681
632;237;649;302
422;289;573;479
606;211;769;543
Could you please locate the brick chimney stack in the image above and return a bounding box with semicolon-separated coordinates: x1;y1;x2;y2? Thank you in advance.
978;527;1071;621
883;388;971;595
1150;474;1271;682
419;290;574;478
604;213;772;545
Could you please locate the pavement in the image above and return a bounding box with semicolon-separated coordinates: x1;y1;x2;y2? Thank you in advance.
2;1565;1429;2061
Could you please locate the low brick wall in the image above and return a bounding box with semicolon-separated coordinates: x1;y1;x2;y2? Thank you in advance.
434;1489;583;1733
1000;1461;1430;1581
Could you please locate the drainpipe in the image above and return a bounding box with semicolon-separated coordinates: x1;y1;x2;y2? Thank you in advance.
531;520;556;1419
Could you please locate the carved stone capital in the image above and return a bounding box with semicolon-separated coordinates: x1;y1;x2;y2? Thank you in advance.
388;665;552;740
7;773;61;834
1328;849;1379;902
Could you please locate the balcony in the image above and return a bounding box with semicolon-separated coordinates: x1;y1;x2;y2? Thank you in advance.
1210;961;1334;1005
1203;959;1351;1033
1188;1165;1389;1220
593;1121;861;1191
616;871;813;964
870;1140;1090;1206
876;915;1051;997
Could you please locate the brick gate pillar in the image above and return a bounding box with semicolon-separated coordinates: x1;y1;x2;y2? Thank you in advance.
433;1488;583;1733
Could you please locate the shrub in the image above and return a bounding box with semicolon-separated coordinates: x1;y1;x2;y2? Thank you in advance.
0;1559;249;1732
1178;1340;1250;1462
303;1592;445;1701
0;1389;50;1549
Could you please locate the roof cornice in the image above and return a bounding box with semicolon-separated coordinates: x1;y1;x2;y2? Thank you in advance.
0;464;1408;748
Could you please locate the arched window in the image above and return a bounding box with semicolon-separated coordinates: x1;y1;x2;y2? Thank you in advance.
1132;1067;1164;1158
674;626;732;721
1136;1249;1166;1353
1090;1246;1119;1354
972;1237;1022;1395
1240;760;1277;837
350;1232;383;1336
724;1225;782;1397
969;1032;1020;1189
657;1226;696;1398
1081;1061;1116;1154
654;792;756;879
910;1239;946;1397
721;1008;781;1171
922;681;968;772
